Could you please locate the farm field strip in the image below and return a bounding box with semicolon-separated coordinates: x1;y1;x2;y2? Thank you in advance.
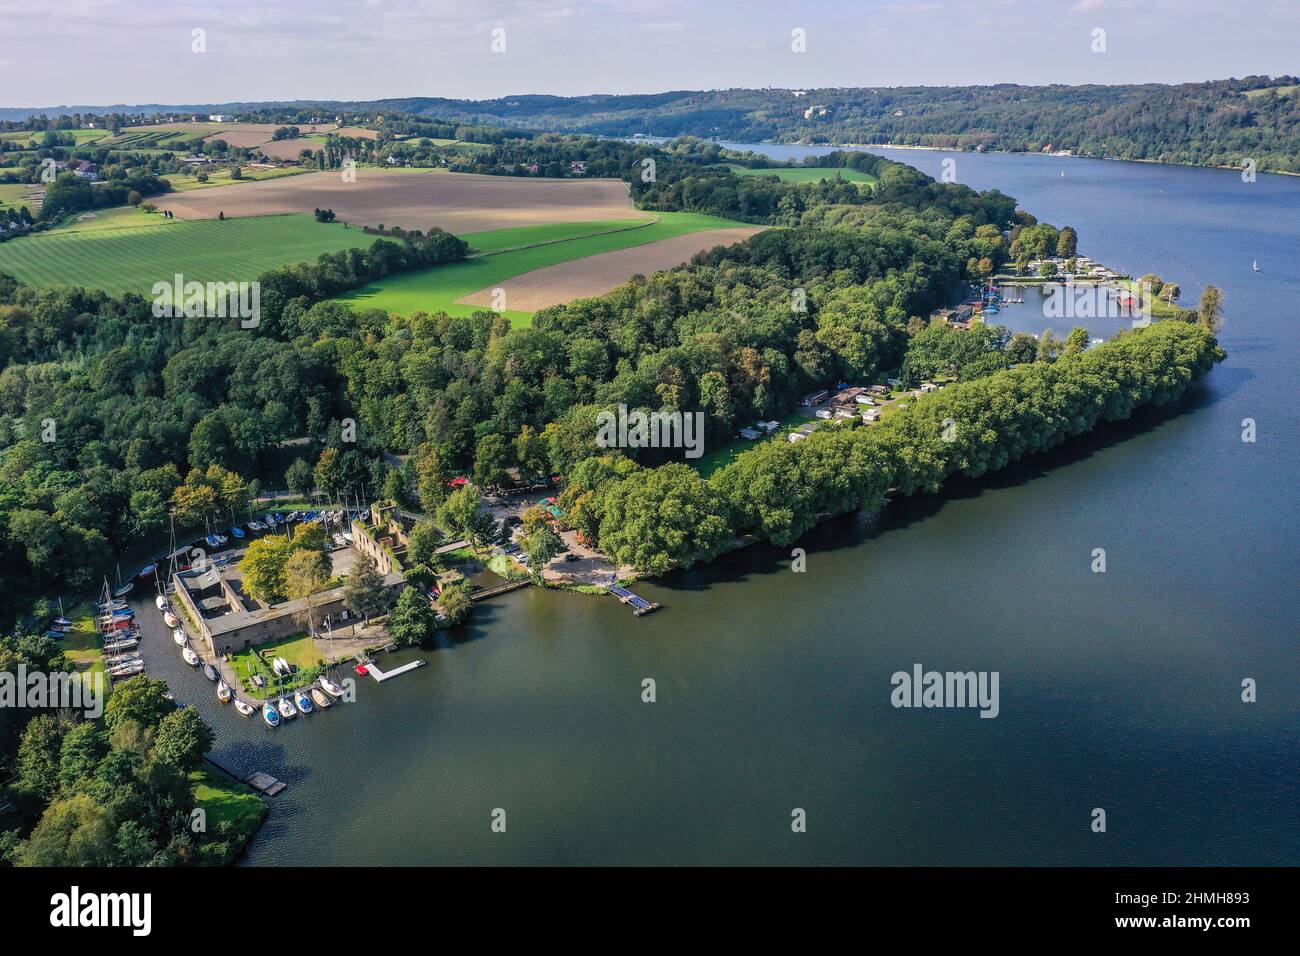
728;164;877;184
338;212;756;323
457;226;764;312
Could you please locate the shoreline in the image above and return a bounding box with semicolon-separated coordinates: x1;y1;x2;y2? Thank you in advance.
758;140;1300;178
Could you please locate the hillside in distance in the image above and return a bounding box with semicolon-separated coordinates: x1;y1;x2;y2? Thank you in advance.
4;76;1297;173
373;77;1300;173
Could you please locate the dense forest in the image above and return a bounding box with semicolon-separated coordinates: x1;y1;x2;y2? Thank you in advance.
0;131;1223;609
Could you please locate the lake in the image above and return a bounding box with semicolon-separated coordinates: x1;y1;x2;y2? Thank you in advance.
138;145;1300;866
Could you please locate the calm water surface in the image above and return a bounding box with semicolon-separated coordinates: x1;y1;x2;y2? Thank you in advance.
139;147;1299;866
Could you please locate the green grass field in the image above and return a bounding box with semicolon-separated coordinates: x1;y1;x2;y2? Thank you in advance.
164;166;313;192
728;164;877;185
0;213;375;295
190;766;267;856
339;211;749;323
0;183;35;213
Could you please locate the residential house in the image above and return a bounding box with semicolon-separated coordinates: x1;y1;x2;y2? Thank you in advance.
800;390;829;407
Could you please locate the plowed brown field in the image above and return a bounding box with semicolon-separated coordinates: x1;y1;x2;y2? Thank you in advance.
152;171;639;234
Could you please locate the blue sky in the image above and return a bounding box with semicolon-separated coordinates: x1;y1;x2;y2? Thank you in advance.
2;0;1297;106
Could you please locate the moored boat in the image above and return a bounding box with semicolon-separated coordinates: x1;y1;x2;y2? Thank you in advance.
294;689;314;714
230;526;245;539
137;563;158;579
277;696;297;719
310;687;331;709
263;702;281;727
163;612;179;628
319;676;346;698
216;680;232;704
154;595;169;611
203;663;219;682
234;698;255;716
182;646;200;666
112;581;134;597
173;627;187;646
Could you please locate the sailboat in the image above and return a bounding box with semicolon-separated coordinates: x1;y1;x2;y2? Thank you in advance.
234;698;255;716
164;611;179;628
173;627;187;646
262;701;281;727
1253;258;1260;272
216;680;233;704
182;646;200;666
155;594;169;611
294;687;314;714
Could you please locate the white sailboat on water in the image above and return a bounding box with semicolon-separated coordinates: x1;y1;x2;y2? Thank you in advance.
1253;258;1260;272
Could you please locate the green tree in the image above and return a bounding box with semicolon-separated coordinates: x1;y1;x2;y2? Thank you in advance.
284;547;330;600
414;444;450;514
13;794;115;867
473;433;513;491
596;464;732;574
1197;284;1223;333
104;678;175;732
437;580;472;626
388;586;437;646
240;536;294;604
285;458;315;497
343;552;392;620
405;520;442;569
152;707;214;772
522;523;563;582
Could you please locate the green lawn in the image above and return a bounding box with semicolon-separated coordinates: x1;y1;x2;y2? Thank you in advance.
729;164;877;185
339;211;752;323
0;213;375;295
0;183;34;213
57;600;107;683
694;408;819;478
229;633;328;696
190;766;267;849
164;166;312;192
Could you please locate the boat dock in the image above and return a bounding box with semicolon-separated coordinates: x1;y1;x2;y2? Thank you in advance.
243;771;286;796
470;579;532;602
609;585;662;616
355;654;428;682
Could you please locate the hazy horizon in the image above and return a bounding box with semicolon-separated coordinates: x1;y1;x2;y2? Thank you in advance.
2;0;1296;108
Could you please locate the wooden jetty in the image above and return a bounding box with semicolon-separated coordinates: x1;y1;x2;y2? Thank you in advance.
609;585;662;616
204;754;286;797
470;579;531;603
244;772;286;797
